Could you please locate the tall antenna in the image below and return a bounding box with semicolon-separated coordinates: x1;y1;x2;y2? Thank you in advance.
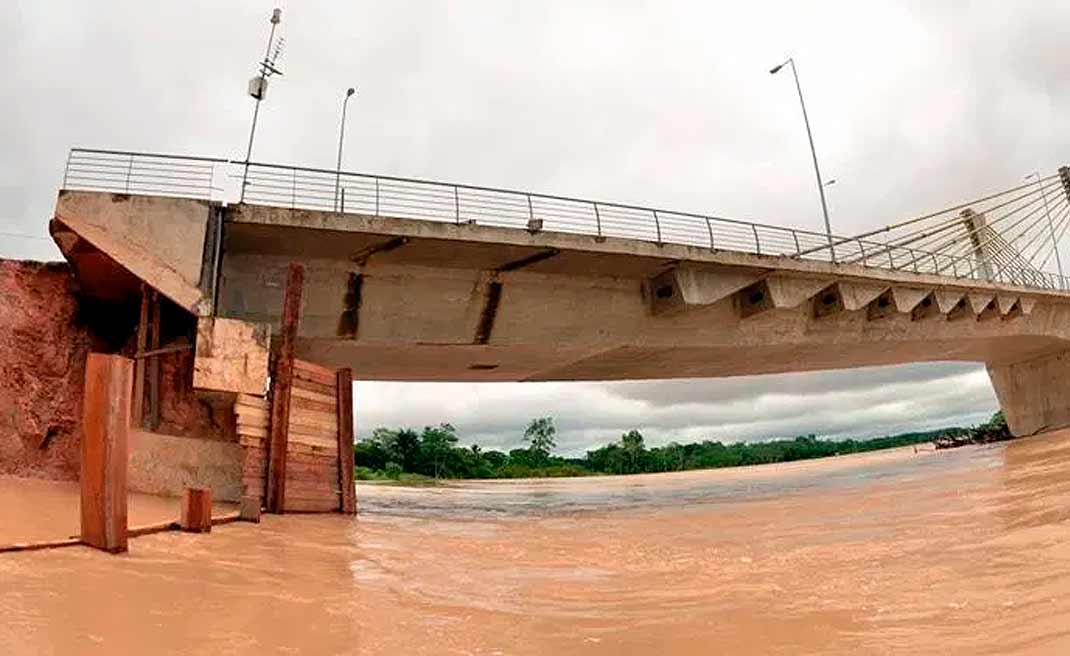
240;8;286;202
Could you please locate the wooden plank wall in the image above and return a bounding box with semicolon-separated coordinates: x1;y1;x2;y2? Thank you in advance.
237;359;342;513
285;359;341;512
237;393;270;506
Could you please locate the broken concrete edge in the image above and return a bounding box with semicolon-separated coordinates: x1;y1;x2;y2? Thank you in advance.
50;214;209;316
192;316;272;397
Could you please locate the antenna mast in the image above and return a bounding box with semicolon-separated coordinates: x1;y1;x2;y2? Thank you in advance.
240;8;285;202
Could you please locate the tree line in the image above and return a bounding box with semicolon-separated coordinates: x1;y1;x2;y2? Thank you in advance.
354;416;975;481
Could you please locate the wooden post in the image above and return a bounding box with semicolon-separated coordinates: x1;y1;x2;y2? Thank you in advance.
180;487;212;533
239;495;262;523
266;262;305;513
336;367;356;514
81;353;133;553
131;285;150;427
147;290;162;431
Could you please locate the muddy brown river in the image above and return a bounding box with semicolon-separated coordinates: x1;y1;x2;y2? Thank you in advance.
4;431;1070;654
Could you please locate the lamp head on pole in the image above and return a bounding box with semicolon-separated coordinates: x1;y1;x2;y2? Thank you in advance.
346;87;356;98
769;58;791;75
271;8;282;24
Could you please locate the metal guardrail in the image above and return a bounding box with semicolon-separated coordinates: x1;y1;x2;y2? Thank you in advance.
61;148;1070;292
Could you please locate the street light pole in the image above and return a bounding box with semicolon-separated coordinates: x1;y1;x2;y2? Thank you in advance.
771;57;835;260
335;88;357;212
241;8;284;203
1026;171;1064;285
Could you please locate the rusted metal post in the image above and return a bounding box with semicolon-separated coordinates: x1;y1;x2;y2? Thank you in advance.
266;262;305;513
336;367;357;514
80;354;133;553
180;487;213;533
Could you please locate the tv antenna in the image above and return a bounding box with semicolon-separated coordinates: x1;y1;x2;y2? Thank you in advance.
241;8;286;201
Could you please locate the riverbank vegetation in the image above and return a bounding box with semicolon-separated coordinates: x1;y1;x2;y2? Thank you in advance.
353;415;992;481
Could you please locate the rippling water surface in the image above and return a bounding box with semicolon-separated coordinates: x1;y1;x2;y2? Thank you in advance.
4;433;1070;654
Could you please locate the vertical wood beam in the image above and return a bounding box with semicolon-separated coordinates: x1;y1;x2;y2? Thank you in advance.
180;487;213;533
266;262;305;513
336;367;356;514
131;285;150;427
147;290;162;431
80;353;133;553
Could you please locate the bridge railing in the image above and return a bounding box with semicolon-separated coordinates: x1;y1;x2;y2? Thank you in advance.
61;148;1070;292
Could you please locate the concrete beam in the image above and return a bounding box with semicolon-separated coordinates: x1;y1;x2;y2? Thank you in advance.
649;267;762;315
996;295;1017;316
977;298;1001;322
838;282;888;311
967;292;995;315
866;289;897;321
946;297;972;322
934;290;964;314
1002;299;1024;321
891;287;929;313
816;281;889;320
911;293;940;321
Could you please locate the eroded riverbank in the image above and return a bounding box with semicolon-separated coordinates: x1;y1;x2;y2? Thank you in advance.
4;432;1070;654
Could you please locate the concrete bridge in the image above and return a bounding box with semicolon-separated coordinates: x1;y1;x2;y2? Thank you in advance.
51;149;1070;437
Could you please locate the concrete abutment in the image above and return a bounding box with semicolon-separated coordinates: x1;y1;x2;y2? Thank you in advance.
988;350;1070;437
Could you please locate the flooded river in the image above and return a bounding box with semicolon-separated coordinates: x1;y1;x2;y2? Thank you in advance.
4;432;1070;654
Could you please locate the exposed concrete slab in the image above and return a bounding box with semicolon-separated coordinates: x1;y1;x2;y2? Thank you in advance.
128;430;242;502
193;317;271;396
53;191;213;314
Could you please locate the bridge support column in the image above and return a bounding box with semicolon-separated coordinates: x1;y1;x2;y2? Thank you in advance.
988;350;1070;436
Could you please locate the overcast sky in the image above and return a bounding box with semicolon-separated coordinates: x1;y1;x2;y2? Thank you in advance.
5;1;1067;454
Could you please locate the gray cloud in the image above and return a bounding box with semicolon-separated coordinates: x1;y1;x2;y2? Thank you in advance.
3;1;1061;453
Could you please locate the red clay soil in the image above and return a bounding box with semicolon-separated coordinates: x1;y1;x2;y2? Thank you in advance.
0;258;234;482
0;260;99;481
